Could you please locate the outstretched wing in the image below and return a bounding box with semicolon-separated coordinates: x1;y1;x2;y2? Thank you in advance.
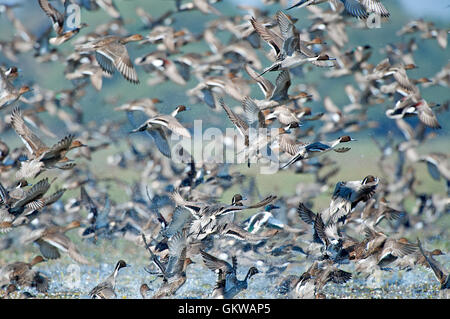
11;107;48;156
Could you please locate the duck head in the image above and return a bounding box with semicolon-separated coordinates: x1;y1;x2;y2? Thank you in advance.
140;284;151;298
338;136;356;143
18;86;31;95
362;175;377;184
231;194;246;205
431;249;444;256
246;267;259;280
70;140;87;149
317;54;335;61
122;34;144;43
116;260;128;270
30;255;45;266
265;204;279;212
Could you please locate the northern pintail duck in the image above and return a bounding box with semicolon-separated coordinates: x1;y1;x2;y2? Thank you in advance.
201;250;259;299
0;181;64;234
0;178;63;226
171;191;276;240
11;107;86;177
260;53;333;76
348;228;417;271
366;59;416;84
253;11;335;76
219;97;254;149
293;260;352;299
243;204;280;233
89;260;128;299
216;220;279;243
296;202;347;261
386;96;441;129
0;255;48;293
242;126;291;168
287;0;390;19
349;197;404;229
263;104;321;127
326;175;379;224
397;20;448;50
175;0;222;16
136;7;174;30
38;0;88;45
393;243;444;271
78;186;113;243
250;11;332;65
244;64;296;108
135;52;188;86
114;98;162;117
65;58;105;91
243;204;305;235
417;238;449;298
0;68;31;109
418;153;450;183
220;97;289;166
142;232;193;298
76;34;144;84
281;136;355;169
129;105;191;158
23;220;91;265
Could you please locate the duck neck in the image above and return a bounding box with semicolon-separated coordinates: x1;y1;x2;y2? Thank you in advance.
111;263;123;284
331;139;342;148
171;108;180;117
243;268;254;282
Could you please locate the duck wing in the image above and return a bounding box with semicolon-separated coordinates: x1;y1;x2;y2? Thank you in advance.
361;0;390;18
242;96;265;129
271;70;291;101
219;98;249;140
244;64;274;100
38;0;64;34
416;101;441;129
11;107;48;156
200;250;233;274
297;202;316;225
250;17;283;57
96;43;139;84
148;115;191;138
40;134;74;161
341;0;369;19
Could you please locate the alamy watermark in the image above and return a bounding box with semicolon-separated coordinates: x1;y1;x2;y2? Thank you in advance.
65;3;81;29
366;13;382;29
143;120;290;175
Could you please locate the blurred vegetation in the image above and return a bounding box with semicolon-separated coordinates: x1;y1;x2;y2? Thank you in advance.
0;1;448;134
0;0;448;201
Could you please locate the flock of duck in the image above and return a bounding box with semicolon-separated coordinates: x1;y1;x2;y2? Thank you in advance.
0;0;449;299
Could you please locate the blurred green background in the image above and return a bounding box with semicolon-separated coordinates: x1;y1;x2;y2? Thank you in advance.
0;0;448;204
